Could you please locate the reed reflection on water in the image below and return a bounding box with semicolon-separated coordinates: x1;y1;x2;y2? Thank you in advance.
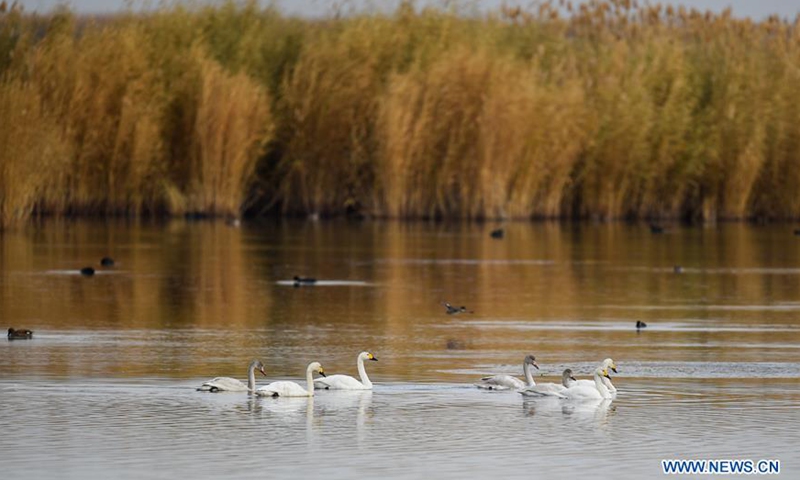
1;220;800;479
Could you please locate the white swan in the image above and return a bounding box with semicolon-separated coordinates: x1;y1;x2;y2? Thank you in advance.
314;351;378;390
519;368;577;397
573;358;617;394
197;359;267;392
474;355;538;390
560;366;614;400
255;362;325;398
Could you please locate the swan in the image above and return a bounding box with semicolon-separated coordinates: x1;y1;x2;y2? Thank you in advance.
474;355;538;390
197;360;267;392
314;352;377;390
519;368;577;397
560;366;614;400
256;362;325;398
573;358;617;394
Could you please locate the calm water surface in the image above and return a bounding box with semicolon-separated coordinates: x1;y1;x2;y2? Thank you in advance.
2;220;799;479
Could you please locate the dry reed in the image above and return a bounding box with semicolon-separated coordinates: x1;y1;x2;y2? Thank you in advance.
2;0;800;227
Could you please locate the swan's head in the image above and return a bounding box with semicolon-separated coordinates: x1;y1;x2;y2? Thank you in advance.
602;358;618;373
360;352;378;362
309;362;326;377
562;368;577;383
524;355;539;369
253;360;267;377
600;368;611;379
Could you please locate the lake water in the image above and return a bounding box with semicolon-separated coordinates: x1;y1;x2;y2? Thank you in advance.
2;220;799;479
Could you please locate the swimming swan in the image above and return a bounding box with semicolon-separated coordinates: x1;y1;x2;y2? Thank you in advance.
560;366;614;400
573;358;617;394
519;369;577;397
256;362;325;398
197;360;267;392
474;355;538;390
314;352;377;390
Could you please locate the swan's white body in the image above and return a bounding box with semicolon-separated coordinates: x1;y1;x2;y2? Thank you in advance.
561;367;614;400
256;362;325;398
315;352;377;390
475;355;538;390
519;369;576;398
574;377;616;394
573;359;617;394
198;360;266;392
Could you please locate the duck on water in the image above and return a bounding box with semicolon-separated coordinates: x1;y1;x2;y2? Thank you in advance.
8;328;33;340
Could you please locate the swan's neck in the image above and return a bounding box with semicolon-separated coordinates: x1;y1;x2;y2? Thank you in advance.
594;372;611;398
602;376;616;393
357;356;372;387
523;362;535;386
593;372;604;390
247;363;256;392
306;367;315;397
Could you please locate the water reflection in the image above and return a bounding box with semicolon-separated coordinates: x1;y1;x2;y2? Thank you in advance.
315;391;374;445
522;397;615;425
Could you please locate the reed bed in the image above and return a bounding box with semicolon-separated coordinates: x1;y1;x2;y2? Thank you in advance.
1;0;799;227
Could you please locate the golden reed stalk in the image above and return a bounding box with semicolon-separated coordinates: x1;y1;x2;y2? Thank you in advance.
1;1;799;227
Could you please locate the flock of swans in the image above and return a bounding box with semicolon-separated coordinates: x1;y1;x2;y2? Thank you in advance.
198;352;618;400
474;355;618;399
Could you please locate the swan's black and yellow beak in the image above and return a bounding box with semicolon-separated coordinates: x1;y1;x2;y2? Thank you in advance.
368;353;378;362
602;369;611;379
318;368;326;378
611;363;618;374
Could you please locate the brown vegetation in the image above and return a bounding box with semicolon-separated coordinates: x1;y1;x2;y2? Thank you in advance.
1;0;799;227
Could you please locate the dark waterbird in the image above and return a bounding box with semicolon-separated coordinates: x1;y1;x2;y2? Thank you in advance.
293;276;317;287
649;224;665;234
442;302;473;315
100;257;115;267
673;265;684;274
80;267;95;276
446;338;466;350
490;228;504;239
8;328;33;340
636;320;647;329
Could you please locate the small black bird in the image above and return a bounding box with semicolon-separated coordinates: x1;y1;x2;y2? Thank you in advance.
100;257;115;267
636;320;647;329
673;265;684;274
293;276;317;287
490;228;504;239
442;302;473;315
446;338;466;350
80;267;95;276
8;328;33;340
649;224;665;234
